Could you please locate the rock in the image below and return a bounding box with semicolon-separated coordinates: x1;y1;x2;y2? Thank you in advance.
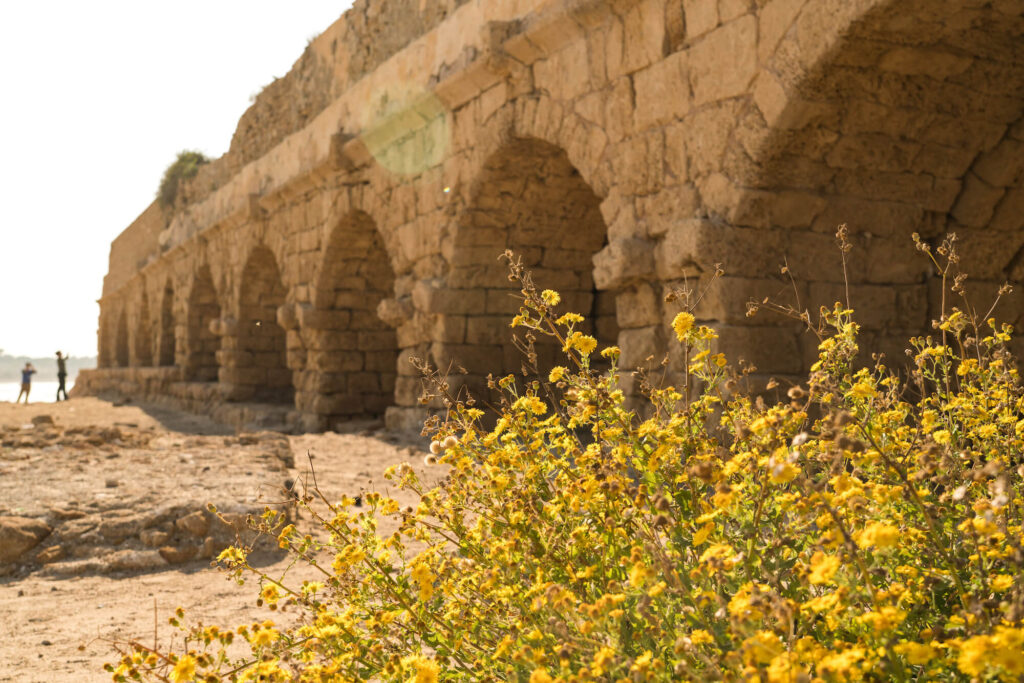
35;546;65;564
105;549;168;571
98;514;144;543
39;559;106;577
0;517;52;563
200;536;221;559
104;479;119;488
30;415;54;427
159;545;198;564
140;529;171;548
175;511;209;537
47;507;85;521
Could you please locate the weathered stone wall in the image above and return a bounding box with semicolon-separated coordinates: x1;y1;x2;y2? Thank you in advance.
81;0;1024;432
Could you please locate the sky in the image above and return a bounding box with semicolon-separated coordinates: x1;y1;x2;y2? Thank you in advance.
0;2;353;358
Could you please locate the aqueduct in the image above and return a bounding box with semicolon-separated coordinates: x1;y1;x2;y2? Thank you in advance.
79;0;1024;431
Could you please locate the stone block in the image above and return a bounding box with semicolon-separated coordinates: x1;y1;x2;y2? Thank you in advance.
683;0;719;39
689;16;757;106
616;282;661;329
593;238;656;290
634;51;690;130
712;325;804;375
413;280;487;315
618;326;667;369
951;173;1005;228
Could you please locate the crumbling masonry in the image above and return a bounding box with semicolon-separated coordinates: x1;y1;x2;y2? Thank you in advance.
78;0;1024;431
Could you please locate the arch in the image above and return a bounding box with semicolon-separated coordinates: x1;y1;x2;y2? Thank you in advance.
443;137;616;397
115;308;130;368
305;211;398;422
158;280;176;367
727;0;1024;368
235;246;292;403
186;266;221;381
134;289;153;366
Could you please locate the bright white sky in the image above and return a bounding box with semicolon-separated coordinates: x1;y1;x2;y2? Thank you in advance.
0;2;353;358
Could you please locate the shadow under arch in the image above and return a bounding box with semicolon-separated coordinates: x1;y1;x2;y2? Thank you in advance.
115;308;130;368
185;266;221;382
233;246;292;404
158;279;176;367
134;288;153;367
443;136;618;400
301;210;398;425
725;0;1024;372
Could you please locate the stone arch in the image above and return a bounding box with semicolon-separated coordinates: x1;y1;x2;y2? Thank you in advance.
442;137;616;397
234;246;292;403
186;266;221;382
158;280;176;367
302;211;398;423
134;290;153;366
115;308;130;368
716;0;1024;372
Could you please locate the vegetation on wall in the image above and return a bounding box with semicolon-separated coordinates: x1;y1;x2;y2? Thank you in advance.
109;236;1024;682
157;150;209;208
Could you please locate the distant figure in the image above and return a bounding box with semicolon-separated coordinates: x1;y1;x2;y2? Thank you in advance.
56;351;69;401
15;362;36;404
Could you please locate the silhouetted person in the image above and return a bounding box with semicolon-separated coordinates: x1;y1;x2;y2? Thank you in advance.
56;351;68;401
16;362;36;403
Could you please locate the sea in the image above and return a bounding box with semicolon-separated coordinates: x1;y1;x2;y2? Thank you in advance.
0;380;77;404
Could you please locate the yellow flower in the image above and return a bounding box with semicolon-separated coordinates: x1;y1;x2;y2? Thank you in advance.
690;629;714;645
549;366;567;382
672;312;695;341
894;642;936;666
808;551;841;585
251;627;279;647
402;655;441;683
541;289;561;306
170;654;196;682
260;584;280;606
991;574;1013;591
932;429;951;445
530;668;554;683
856;522;899;550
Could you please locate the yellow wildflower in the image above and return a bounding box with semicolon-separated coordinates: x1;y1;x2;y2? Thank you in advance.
170;654;196;683
672;311;695;341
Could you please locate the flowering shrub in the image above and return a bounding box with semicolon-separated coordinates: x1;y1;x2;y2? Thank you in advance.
110;243;1024;682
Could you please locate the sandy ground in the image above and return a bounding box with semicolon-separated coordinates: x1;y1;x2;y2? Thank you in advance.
0;398;438;682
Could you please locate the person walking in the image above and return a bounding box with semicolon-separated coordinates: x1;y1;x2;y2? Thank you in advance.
15;362;36;404
56;351;69;401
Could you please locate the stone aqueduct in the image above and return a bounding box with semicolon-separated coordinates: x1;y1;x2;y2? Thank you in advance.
79;0;1024;431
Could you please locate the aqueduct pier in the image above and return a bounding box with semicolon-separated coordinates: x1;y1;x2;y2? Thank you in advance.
78;0;1024;431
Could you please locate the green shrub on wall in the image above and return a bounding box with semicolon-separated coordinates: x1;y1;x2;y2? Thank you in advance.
110;238;1024;682
157;150;208;208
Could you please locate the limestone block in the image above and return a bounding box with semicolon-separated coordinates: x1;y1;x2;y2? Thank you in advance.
358;331;396;351
972;139;1024;188
431;342;503;373
879;47;972;80
712;325;803;375
689;276;809;325
616;283;661;329
312;394;363;416
377;297;415;328
684;0;719;39
175;511;209;538
758;0;808;63
413;279;487;315
307;351;364;373
210;317;237;337
989;186;1024;232
951;173;1004;228
619;0;665;75
298;308;350;331
689;16;757;106
0;517;51;563
618;326;667;369
604;77;634;144
533;40;591;101
593;238;656;290
395;376;425;406
634;51;690;130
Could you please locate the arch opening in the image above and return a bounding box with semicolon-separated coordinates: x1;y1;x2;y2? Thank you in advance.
445;138;617;399
733;0;1024;370
236;247;292;404
186;266;221;382
115;310;130;368
159;281;176;367
134;291;153;366
307;211;398;422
